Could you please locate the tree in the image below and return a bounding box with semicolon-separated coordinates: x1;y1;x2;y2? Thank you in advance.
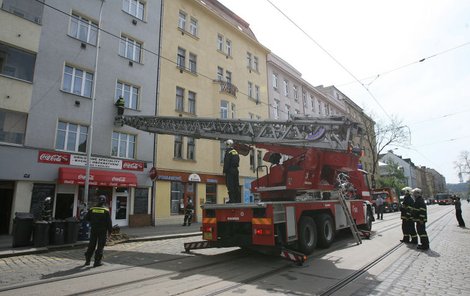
376;159;407;195
361;114;410;188
454;151;470;183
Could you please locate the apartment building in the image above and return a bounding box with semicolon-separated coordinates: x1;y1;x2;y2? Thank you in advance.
154;0;269;223
0;0;161;233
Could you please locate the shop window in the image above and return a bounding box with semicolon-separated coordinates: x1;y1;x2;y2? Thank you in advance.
170;181;184;215
134;188;148;214
206;184;217;204
30;183;56;220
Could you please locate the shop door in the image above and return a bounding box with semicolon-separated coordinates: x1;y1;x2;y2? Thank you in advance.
0;186;14;234
185;183;196;222
112;188;129;227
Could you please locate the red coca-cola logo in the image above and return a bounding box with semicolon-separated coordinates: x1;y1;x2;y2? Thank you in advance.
112;176;126;182
38;151;70;164
122;160;144;171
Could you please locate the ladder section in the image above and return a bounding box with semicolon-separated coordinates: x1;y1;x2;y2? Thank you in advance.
122;115;360;150
336;173;362;245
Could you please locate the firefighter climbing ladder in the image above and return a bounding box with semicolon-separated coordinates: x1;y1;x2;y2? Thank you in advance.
120;115;361;150
337;173;362;245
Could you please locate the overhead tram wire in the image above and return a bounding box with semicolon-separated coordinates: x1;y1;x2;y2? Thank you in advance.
265;0;392;121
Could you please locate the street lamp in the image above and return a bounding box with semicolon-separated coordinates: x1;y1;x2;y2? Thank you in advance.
84;0;105;206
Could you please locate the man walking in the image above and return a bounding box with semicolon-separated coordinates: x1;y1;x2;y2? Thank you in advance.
412;188;429;250
400;187;417;244
455;197;466;227
223;139;240;203
84;195;112;267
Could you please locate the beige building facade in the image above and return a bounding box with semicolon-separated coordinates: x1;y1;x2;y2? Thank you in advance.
154;0;269;223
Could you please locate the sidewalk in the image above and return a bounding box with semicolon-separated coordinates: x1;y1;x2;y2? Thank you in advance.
0;223;201;259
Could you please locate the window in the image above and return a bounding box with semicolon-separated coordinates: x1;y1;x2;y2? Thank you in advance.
226;39;232;56
187;137;195;160
255;85;260;103
176;86;184;112
62;65;93;97
122;0;144;20
217;34;223;51
253;56;259;71
112;132;135;158
248;82;253;98
310;95;315;112
250;149;255;171
226;71;232;84
257;150;263;169
272;73;278;90
69;13;98;45
231;103;236;119
0;43;36;82
170;182;184;214
293;85;298;102
286;105;291;118
1;0;44;24
220;100;229;118
116;81;139;109
56;121;88;152
189;53;197;73
178;11;186;30
177;47;186;69
174;136;183;158
189;18;198;36
119;35;142;62
217;66;224;81
273;99;280;119
246;52;252;68
0;109;26;145
283;80;289;96
188;91;196;114
206;184;217;204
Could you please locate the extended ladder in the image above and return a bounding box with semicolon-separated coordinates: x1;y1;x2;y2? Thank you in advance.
337;173;362;245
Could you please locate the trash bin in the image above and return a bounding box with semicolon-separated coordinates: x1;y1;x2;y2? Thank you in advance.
64;218;80;244
33;221;50;247
12;212;34;248
78;220;90;241
49;220;66;245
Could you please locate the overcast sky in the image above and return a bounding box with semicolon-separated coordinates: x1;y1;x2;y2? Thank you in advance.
218;0;470;184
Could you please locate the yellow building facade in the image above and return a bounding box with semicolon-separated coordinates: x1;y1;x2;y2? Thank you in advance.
155;0;270;223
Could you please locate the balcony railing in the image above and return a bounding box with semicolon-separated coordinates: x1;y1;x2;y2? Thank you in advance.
214;80;238;97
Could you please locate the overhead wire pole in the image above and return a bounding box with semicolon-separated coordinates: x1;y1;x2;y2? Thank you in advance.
84;0;105;207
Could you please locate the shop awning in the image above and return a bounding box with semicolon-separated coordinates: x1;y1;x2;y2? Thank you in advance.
58;167;137;187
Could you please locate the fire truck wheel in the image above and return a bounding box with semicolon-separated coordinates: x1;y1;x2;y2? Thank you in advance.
359;207;373;231
298;216;317;255
316;214;335;248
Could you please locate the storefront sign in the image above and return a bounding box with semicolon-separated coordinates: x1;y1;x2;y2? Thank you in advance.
207;178;218;183
58;167;137;187
188;173;201;182
38;151;144;171
157;175;182;181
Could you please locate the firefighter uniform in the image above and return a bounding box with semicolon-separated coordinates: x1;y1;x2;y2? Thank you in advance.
85;196;113;267
413;190;429;250
115;96;125;116
400;190;417;244
223;140;240;203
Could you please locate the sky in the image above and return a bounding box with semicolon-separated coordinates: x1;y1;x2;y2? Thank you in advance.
218;0;470;184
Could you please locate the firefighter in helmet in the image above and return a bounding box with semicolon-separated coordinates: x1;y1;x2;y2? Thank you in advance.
223;139;240;203
400;186;417;244
412;188;429;250
115;96;125;117
84;195;113;267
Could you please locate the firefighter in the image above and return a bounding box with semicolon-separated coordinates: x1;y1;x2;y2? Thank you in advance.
84;195;113;267
41;197;53;221
115;96;125;117
412;188;429;250
182;199;194;226
400;187;417;244
223;139;240;203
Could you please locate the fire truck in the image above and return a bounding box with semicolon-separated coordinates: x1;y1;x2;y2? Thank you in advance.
122;115;374;263
372;187;399;212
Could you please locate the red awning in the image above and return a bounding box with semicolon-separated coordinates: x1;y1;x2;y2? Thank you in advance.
58;167;137;187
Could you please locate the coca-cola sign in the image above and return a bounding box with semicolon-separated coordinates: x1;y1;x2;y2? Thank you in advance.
38;151;70;165
122;160;144;171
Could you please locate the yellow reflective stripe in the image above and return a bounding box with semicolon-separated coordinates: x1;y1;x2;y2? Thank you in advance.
203;218;216;224
252;218;272;225
92;209;105;214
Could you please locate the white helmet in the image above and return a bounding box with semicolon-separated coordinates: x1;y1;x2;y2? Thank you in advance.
412;188;422;196
402;187;412;194
225;139;234;147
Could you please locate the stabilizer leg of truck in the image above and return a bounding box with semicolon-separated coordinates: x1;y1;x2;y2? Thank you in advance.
184;241;216;253
280;249;307;266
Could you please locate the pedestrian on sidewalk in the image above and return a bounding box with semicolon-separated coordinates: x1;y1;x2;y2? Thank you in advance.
84;195;113;267
182;199;194;226
412;188;429;250
454;197;466;227
376;194;384;220
400;187;417;244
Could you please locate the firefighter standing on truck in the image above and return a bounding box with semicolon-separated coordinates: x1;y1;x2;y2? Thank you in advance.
400;187;417;244
223;139;240;203
84;195;113;267
412;188;429;250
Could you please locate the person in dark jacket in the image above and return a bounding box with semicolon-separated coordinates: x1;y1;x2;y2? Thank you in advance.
84;195;113;267
455;197;466;227
182;199;194;226
223;139;240;203
412;188;429;250
400;187;417;244
115;96;125;116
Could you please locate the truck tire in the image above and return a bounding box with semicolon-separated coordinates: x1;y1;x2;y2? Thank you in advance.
298;216;317;255
358;206;373;231
316;214;335;248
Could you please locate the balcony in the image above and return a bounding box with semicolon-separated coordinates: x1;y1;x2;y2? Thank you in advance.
214;80;238;97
